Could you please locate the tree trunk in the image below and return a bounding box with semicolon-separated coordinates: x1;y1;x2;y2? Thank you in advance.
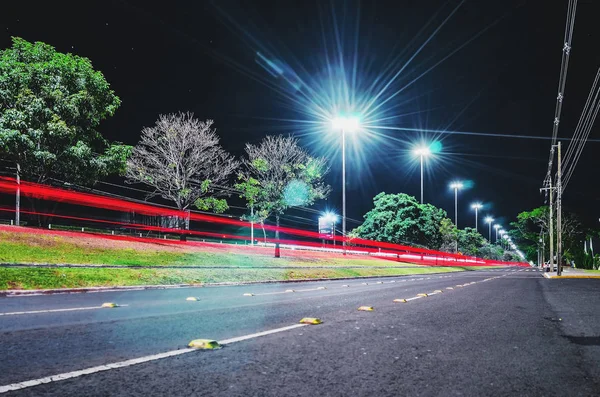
274;215;280;258
179;210;189;242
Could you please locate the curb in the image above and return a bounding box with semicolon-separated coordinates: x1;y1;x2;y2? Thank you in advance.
0;270;464;297
543;273;600;279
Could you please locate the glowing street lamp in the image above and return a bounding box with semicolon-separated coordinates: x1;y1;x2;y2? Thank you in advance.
484;216;494;242
494;224;501;242
320;212;338;246
471;202;483;232
413;146;431;204
449;181;464;252
331;116;360;254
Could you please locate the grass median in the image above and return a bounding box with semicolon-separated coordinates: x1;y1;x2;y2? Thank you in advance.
0;266;468;290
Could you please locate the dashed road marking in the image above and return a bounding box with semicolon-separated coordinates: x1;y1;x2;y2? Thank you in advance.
0;305;128;316
0;323;310;394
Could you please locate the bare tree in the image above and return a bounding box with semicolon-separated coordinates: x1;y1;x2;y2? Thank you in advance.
126;112;238;239
239;135;330;256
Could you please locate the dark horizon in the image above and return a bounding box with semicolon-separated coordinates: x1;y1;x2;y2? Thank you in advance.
2;0;600;232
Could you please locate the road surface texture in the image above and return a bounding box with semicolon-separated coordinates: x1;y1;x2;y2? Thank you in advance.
1;268;598;396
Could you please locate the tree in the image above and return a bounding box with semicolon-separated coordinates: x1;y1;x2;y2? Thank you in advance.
126;113;238;239
510;206;583;263
239;135;330;254
353;192;449;249
0;38;129;184
438;218;458;253
0;38;130;224
456;227;486;257
477;243;504;260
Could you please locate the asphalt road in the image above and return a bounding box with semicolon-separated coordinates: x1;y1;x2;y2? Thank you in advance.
1;268;599;396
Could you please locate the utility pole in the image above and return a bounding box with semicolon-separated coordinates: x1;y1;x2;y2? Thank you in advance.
557;142;562;276
250;205;254;246
540;181;556;273
15;163;20;226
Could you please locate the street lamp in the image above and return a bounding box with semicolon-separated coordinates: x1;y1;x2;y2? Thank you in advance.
413;146;431;204
449;181;464;252
494;224;500;242
320;212;338;246
471;202;483;232
331;116;360;254
484;216;494;242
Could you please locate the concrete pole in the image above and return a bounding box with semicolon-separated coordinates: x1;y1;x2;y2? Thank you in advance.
557;142;562;276
454;187;458;253
342;128;346;255
549;178;554;273
15;163;20;226
420;155;424;204
250;205;254;246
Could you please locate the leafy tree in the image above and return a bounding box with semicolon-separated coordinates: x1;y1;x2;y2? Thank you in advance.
439;217;458;253
510;206;583;263
239;135;330;253
126;113;238;239
353;192;449;249
477;243;504;260
0;38;129;185
456;227;486;257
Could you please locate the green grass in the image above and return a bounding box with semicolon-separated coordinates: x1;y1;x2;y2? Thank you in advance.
0;230;421;268
582;269;600;273
0;229;473;290
0;266;467;290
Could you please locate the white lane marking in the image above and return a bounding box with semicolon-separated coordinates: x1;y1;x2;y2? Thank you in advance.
219;324;307;345
0;323;310;394
250;287;327;296
0;305;129;316
405;296;422;302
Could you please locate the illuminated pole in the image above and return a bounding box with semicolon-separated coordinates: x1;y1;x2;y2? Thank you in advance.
494;224;500;242
413;147;430;204
420;154;424;204
450;182;463;252
485;216;494;242
471;203;483;232
332;116;359;255
342;127;346;255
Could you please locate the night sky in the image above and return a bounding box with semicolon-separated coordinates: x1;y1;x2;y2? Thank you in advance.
2;0;600;232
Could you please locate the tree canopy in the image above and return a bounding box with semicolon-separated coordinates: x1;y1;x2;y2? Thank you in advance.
237;135;330;233
126;112;238;216
353;192;449;249
0;37;129;184
510;205;583;263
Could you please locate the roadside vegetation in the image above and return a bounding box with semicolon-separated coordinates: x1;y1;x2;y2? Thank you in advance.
0;266;471;290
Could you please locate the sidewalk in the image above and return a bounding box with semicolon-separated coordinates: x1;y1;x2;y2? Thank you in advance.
543;267;600;279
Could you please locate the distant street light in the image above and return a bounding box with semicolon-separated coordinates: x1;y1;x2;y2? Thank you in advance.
484;216;494;242
331;116;360;254
471;203;483;232
413;146;431;204
449;181;464;252
494;224;501;242
320;212;338;246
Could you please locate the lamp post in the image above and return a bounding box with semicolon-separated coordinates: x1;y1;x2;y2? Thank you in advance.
471;203;483;232
484;216;494;242
332;116;360;255
320;212;338;247
449;181;464;252
494;224;500;242
413;146;431;204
